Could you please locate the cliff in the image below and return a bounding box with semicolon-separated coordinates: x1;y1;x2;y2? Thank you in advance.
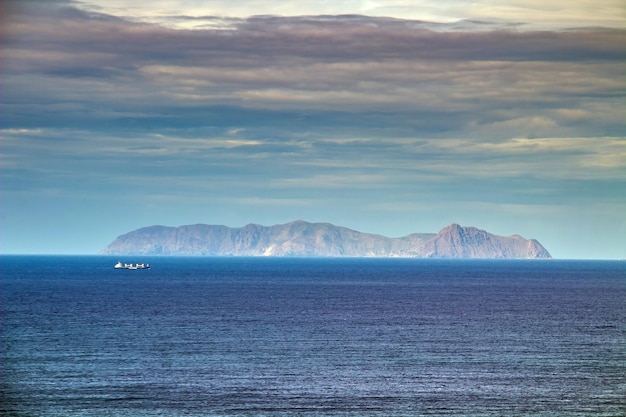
422;224;551;259
100;221;551;259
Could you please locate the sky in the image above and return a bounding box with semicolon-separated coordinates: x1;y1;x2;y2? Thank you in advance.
1;0;625;258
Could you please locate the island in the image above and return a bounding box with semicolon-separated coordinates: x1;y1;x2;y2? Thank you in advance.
100;221;552;259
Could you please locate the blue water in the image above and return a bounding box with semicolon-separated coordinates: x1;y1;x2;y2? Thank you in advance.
1;256;625;416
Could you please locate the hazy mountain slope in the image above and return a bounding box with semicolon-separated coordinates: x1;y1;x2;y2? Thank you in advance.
422;224;552;259
101;220;551;259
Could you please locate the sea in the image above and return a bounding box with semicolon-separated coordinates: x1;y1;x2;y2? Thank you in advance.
1;256;624;417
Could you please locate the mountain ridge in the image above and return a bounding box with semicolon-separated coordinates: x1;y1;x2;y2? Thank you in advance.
100;220;551;259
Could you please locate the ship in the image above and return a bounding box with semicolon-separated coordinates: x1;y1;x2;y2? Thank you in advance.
114;261;150;270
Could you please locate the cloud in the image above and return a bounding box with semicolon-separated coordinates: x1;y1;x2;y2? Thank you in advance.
3;4;624;142
3;123;623;203
72;0;626;30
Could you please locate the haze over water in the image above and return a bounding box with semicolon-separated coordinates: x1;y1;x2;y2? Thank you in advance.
2;256;625;416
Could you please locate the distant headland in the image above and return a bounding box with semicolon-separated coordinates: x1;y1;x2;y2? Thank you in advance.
100;221;552;259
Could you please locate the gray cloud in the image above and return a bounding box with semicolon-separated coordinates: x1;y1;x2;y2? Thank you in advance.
6;6;625;62
3;3;624;138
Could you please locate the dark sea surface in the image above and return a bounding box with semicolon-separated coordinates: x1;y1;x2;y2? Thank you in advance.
1;256;624;417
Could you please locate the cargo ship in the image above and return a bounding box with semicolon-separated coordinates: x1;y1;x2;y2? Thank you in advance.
114;262;150;270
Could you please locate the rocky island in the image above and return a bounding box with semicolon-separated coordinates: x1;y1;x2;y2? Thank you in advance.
101;221;551;259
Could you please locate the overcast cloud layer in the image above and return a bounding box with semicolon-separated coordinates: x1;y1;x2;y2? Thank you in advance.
1;0;625;258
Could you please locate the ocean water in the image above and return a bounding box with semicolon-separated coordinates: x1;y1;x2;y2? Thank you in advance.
1;256;624;417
